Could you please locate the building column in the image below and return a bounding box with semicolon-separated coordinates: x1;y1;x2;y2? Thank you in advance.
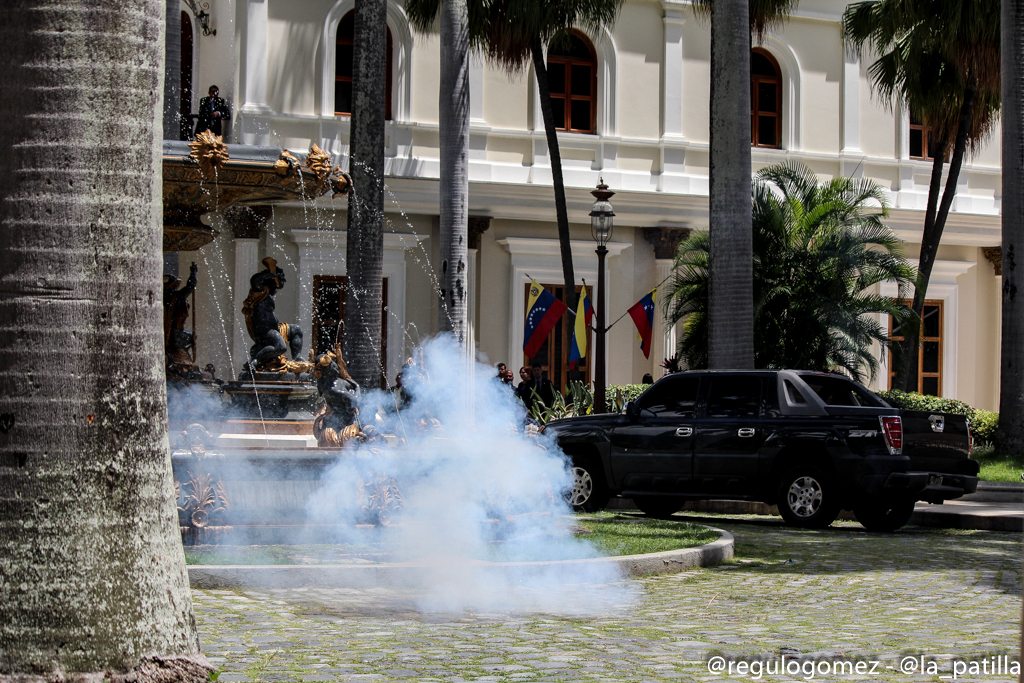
238;0;272;145
661;3;685;141
226;207;271;372
468;216;491;364
841;51;861;156
643;226;690;374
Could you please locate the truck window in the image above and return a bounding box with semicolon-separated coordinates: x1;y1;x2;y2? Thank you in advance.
799;375;886;407
637;377;700;417
705;376;763;418
783;380;807;404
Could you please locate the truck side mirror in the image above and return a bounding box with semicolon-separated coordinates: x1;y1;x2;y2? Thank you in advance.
625;401;639;418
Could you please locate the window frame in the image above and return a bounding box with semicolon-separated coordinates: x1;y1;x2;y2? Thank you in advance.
750;48;782;149
888;300;943;396
334;11;393;120
909;112;941;161
545;31;598;135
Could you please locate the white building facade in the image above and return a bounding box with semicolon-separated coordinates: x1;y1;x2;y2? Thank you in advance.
179;0;1004;410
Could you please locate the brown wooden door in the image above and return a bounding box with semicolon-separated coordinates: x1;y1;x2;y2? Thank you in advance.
313;275;388;387
522;283;592;394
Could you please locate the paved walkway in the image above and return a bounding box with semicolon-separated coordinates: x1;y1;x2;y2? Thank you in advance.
195;514;1022;683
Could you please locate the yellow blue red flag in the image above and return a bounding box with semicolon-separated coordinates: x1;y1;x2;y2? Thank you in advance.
568;286;593;368
523;279;568;358
627;288;657;359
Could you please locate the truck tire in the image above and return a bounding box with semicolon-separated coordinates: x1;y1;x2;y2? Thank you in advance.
632;496;682;519
853;500;916;532
777;466;840;529
566;460;609;512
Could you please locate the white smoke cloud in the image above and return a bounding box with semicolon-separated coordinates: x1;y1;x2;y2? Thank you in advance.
307;335;639;615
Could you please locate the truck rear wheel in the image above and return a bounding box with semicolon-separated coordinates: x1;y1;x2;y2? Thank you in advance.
566;460;609;513
777;467;840;529
632;496;682;519
853;500;916;532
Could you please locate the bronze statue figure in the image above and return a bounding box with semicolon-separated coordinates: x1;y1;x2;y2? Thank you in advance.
312;347;363;447
241;257;312;375
164;262;200;379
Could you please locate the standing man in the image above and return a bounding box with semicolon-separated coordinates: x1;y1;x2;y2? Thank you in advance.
518;362;556;413
194;85;231;137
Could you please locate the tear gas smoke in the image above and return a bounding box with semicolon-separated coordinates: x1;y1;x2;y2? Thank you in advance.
307;335;639;614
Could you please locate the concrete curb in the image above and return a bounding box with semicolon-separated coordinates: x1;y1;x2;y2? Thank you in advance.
187;528;734;589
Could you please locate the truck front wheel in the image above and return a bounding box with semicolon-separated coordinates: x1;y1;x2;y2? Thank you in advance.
777;467;840;529
566;460;610;513
853;500;915;532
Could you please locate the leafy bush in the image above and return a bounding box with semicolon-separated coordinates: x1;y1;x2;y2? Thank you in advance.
876;390;999;445
607;384;648;411
527;382;652;423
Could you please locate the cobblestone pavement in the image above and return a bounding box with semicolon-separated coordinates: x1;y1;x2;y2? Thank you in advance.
195;513;1022;682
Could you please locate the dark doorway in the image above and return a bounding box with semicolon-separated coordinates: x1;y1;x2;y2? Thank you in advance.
313;275;389;388
180;11;194;140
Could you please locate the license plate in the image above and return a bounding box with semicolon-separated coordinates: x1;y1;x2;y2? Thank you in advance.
929;475;943;486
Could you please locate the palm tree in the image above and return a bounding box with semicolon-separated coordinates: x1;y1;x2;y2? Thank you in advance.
665;162;917;383
344;0;390;388
409;0;625;315
998;0;1024;453
408;0;471;350
0;1;210;678
843;0;1000;392
691;0;798;370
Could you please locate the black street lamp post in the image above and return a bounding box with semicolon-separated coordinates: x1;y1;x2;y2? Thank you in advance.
590;178;615;413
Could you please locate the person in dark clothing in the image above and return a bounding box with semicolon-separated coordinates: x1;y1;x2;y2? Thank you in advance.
518;362;556;413
195;85;231;137
642;373;654;384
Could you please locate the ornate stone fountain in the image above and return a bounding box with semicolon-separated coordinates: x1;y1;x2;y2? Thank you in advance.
161;134;367;543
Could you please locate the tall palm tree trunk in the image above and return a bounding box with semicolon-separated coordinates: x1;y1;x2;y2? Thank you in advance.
531;40;577;315
0;1;209;678
439;0;470;350
344;0;388;388
708;0;754;369
899;83;977;393
998;0;1024;454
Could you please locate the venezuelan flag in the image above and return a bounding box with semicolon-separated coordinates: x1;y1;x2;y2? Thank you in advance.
523;279;568;359
627;288;657;359
568;286;594;369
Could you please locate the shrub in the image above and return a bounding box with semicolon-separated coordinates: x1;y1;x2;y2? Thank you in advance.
607;384;648;412
876;390;999;445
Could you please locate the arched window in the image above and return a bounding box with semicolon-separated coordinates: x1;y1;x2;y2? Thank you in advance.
335;11;392;119
546;32;597;134
751;48;781;148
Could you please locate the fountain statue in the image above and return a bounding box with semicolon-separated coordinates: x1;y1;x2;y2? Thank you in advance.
164;262;200;380
241;257;312;377
312;347;362;447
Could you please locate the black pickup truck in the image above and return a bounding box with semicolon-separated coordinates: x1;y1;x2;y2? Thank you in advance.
546;370;978;531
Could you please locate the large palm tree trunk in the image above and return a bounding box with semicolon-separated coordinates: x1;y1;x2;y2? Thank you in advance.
708;0;754;369
998;0;1024;454
532;40;577;315
439;0;470;350
899;85;977;394
0;1;209;678
344;0;388;388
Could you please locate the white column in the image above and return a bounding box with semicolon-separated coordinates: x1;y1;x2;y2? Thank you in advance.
239;0;272;145
661;4;685;141
233;238;260;371
841;51;861;154
652;258;676;375
467;247;478;359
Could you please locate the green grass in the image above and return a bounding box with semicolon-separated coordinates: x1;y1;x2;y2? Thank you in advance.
971;444;1024;482
574;512;720;556
182;516;720;564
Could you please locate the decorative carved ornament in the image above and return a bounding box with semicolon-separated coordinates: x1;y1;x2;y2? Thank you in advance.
642;226;692;260
468;216;492;250
982;247;1002;276
189;130;230;177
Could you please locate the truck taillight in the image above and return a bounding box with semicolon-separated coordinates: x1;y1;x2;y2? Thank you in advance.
879;416;903;455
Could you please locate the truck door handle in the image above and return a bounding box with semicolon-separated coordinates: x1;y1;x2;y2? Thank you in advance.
738;427;756;437
675;427;693;437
